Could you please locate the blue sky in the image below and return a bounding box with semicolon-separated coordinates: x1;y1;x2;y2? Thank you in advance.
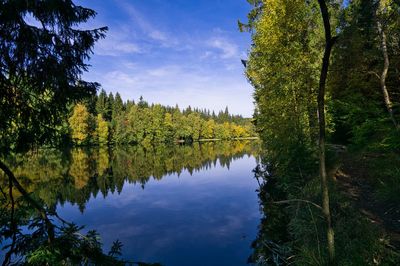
76;0;254;117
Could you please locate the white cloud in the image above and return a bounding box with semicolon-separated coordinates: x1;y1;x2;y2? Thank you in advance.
91;64;253;116
96;38;141;56
119;1;177;46
79;0;254;116
208;37;239;59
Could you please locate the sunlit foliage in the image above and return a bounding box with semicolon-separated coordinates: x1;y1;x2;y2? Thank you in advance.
68;95;257;146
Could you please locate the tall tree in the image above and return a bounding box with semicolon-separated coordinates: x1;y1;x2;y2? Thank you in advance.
69;104;91;145
107;92;114;121
96;114;109;144
376;0;399;128
317;0;337;263
96;89;108;118
0;0;106;152
113;92;124;119
0;2;106;263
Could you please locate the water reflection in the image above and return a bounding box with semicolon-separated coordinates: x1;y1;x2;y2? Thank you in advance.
1;141;260;265
3;141;258;210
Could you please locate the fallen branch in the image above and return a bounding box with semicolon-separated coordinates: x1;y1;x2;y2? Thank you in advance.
273;199;323;211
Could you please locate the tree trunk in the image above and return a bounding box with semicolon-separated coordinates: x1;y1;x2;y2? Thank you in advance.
317;0;336;264
377;19;398;129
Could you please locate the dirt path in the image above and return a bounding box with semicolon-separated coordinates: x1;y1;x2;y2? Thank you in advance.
334;152;400;249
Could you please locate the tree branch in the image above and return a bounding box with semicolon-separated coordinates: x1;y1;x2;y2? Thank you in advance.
0;159;55;243
273;199;323;211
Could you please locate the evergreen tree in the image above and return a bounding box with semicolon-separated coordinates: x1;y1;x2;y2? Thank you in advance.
113;92;124;119
0;0;107;152
107;92;114;121
96;114;109;144
96;89;108;119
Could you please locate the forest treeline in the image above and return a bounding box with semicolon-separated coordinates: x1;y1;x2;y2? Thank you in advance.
68;90;256;146
243;0;400;265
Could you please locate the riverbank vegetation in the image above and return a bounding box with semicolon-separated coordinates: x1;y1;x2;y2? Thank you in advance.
243;0;400;264
68;92;256;146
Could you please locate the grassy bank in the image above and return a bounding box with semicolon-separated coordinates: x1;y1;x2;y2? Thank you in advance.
250;145;400;265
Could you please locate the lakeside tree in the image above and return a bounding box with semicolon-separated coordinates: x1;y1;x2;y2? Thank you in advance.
68;95;256;146
0;1;137;264
243;0;338;262
244;0;400;264
96;114;109;144
376;0;399;129
316;0;337;262
0;0;107;153
69;103;91;145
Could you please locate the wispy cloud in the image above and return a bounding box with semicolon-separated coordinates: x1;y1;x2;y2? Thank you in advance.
79;0;254;116
118;1;177;47
96;37;142;56
208;37;238;59
89;63;253;116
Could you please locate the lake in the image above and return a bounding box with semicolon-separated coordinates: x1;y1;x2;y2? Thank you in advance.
1;141;261;266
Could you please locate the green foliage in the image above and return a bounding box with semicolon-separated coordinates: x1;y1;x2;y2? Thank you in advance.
328;0;400;146
0;142;260;210
69;96;257;146
0;0;106;152
244;0;400;264
252;160;400;266
246;0;324;178
96;114;109;145
25;223;125;266
68;104;91;145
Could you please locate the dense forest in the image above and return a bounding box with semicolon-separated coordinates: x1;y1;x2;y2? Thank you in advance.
67;90;256;146
243;0;400;265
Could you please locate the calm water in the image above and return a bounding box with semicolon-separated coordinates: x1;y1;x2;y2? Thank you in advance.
1;141;261;265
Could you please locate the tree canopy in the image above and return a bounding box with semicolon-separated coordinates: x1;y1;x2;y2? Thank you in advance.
244;0;400;264
0;0;107;152
68;94;256;146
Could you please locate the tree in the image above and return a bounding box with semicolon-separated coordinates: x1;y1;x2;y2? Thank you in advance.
187;113;203;141
0;0;107;152
245;0;322;169
96;114;109;144
69;104;91;145
201;119;216;139
317;0;337;262
107;92;114;121
0;1;107;263
243;0;336;263
96;89;108;118
164;112;175;142
113;92;124;119
376;0;399;129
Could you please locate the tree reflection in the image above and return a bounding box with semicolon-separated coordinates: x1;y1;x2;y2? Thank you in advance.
0;141;259;265
248;162;292;265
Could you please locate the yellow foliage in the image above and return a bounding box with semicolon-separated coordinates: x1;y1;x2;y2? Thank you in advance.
68;103;90;145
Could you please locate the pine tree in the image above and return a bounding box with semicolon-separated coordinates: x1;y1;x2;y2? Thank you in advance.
0;0;107;152
113;92;124;119
96;114;109;144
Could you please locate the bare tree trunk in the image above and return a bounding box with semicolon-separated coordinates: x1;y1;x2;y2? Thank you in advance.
317;0;336;264
377;19;399;129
